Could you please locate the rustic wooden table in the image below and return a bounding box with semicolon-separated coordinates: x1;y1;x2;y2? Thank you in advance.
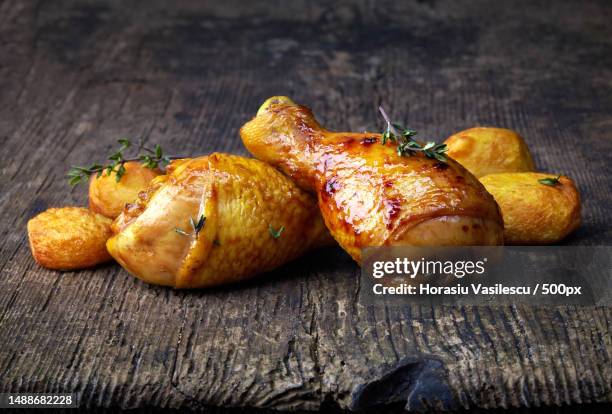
1;0;611;411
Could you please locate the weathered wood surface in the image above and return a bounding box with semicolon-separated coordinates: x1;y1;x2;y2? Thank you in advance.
0;0;611;411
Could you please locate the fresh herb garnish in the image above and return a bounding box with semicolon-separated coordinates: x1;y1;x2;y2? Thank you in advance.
268;225;284;239
538;175;562;186
379;106;448;162
175;215;206;237
67;139;178;186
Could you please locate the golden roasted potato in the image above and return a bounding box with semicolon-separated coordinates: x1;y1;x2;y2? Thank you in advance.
445;127;535;178
27;207;113;270
89;162;160;218
479;172;581;244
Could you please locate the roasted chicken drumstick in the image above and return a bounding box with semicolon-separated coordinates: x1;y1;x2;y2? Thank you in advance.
241;97;504;263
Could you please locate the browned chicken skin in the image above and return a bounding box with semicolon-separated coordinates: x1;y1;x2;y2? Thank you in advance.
240;97;504;263
107;153;333;288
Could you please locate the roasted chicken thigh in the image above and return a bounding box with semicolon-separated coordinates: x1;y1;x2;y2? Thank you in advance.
107;153;333;287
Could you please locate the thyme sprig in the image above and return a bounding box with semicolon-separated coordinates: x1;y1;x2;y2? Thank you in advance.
538;175;562;186
379;106;448;162
175;215;206;237
67;139;178;186
268;225;284;239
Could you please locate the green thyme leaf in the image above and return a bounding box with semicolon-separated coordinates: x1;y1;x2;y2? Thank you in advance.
538;175;562;186
68;175;82;186
269;224;285;239
378;106;448;163
175;214;206;237
118;138;131;149
192;215;206;233
174;228;191;236
67;139;183;186
381;130;390;145
115;163;126;182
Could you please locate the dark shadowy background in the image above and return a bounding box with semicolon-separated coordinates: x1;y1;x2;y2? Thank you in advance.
0;0;610;412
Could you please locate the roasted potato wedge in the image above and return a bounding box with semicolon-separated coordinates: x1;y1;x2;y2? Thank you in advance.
445;127;535;178
27;207;113;270
89;161;160;218
480;172;581;244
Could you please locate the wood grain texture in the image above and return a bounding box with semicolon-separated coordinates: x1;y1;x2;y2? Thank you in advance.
0;0;611;411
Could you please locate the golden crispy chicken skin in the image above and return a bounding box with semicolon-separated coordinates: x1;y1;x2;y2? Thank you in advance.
107;153;333;288
240;97;504;263
480;172;581;244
